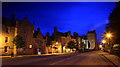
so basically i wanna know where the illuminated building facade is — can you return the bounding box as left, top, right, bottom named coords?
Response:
left=87, top=30, right=97, bottom=50
left=46, top=27, right=76, bottom=53
left=16, top=17, right=35, bottom=54
left=33, top=28, right=46, bottom=54
left=1, top=16, right=17, bottom=55
left=1, top=15, right=47, bottom=55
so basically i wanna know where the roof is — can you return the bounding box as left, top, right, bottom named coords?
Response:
left=87, top=30, right=96, bottom=33
left=2, top=17, right=16, bottom=27
left=33, top=30, right=45, bottom=39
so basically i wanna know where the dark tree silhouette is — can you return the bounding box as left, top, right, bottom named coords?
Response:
left=106, top=2, right=120, bottom=44
left=12, top=35, right=26, bottom=48
left=67, top=41, right=76, bottom=49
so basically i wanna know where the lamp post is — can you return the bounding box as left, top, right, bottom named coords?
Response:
left=102, top=39, right=106, bottom=51
left=106, top=33, right=111, bottom=38
left=106, top=33, right=112, bottom=53
left=106, top=33, right=112, bottom=47
left=102, top=40, right=106, bottom=44
left=99, top=45, right=103, bottom=50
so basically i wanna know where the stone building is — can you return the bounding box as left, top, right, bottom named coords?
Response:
left=1, top=16, right=17, bottom=55
left=33, top=28, right=46, bottom=54
left=87, top=30, right=97, bottom=50
left=15, top=17, right=35, bottom=54
left=1, top=15, right=47, bottom=55
left=46, top=27, right=76, bottom=53
left=74, top=34, right=90, bottom=50
left=46, top=32, right=52, bottom=53
left=1, top=15, right=98, bottom=55
left=81, top=36, right=90, bottom=49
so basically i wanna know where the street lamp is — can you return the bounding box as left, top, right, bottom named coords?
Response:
left=105, top=33, right=112, bottom=53
left=106, top=33, right=112, bottom=38
left=99, top=44, right=102, bottom=48
left=102, top=40, right=106, bottom=44
left=29, top=45, right=33, bottom=49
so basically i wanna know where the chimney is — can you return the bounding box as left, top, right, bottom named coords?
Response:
left=46, top=32, right=50, bottom=40
left=54, top=27, right=57, bottom=32
left=46, top=32, right=50, bottom=36
left=12, top=13, right=16, bottom=20
left=68, top=31, right=71, bottom=35
left=37, top=28, right=40, bottom=32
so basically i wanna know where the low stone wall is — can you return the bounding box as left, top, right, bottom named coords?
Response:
left=0, top=48, right=13, bottom=56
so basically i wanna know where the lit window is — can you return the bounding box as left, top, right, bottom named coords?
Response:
left=29, top=45, right=32, bottom=49
left=5, top=37, right=8, bottom=43
left=4, top=46, right=8, bottom=52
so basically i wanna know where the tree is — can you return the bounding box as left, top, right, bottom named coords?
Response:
left=12, top=35, right=26, bottom=48
left=106, top=2, right=120, bottom=44
left=67, top=41, right=76, bottom=49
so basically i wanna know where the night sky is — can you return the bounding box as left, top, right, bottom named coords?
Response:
left=2, top=2, right=116, bottom=43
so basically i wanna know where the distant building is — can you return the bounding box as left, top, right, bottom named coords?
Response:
left=33, top=28, right=46, bottom=54
left=46, top=27, right=76, bottom=53
left=87, top=30, right=97, bottom=50
left=16, top=17, right=35, bottom=54
left=76, top=35, right=90, bottom=50
left=46, top=32, right=52, bottom=53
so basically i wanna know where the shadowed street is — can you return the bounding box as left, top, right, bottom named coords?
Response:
left=2, top=51, right=120, bottom=67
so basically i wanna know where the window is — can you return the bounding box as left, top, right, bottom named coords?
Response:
left=4, top=46, right=8, bottom=52
left=5, top=37, right=8, bottom=43
left=29, top=45, right=32, bottom=49
left=6, top=27, right=9, bottom=33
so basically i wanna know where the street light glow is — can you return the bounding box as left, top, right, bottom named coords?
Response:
left=99, top=45, right=102, bottom=48
left=102, top=40, right=106, bottom=43
left=106, top=33, right=111, bottom=38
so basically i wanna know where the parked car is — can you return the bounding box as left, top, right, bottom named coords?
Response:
left=110, top=44, right=120, bottom=54
left=103, top=46, right=111, bottom=52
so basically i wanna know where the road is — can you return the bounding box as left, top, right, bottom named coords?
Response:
left=2, top=50, right=120, bottom=67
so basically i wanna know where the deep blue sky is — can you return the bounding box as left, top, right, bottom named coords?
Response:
left=2, top=2, right=116, bottom=43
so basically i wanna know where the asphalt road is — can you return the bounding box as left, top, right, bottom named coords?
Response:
left=2, top=50, right=119, bottom=67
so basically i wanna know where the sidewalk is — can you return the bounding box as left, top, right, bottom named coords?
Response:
left=104, top=54, right=120, bottom=66
left=0, top=52, right=73, bottom=59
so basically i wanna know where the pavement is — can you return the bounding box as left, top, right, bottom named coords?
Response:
left=0, top=52, right=73, bottom=59
left=1, top=50, right=120, bottom=67
left=103, top=54, right=120, bottom=66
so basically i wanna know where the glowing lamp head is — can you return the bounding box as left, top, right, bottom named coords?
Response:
left=99, top=45, right=102, bottom=48
left=102, top=40, right=106, bottom=43
left=106, top=33, right=111, bottom=38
